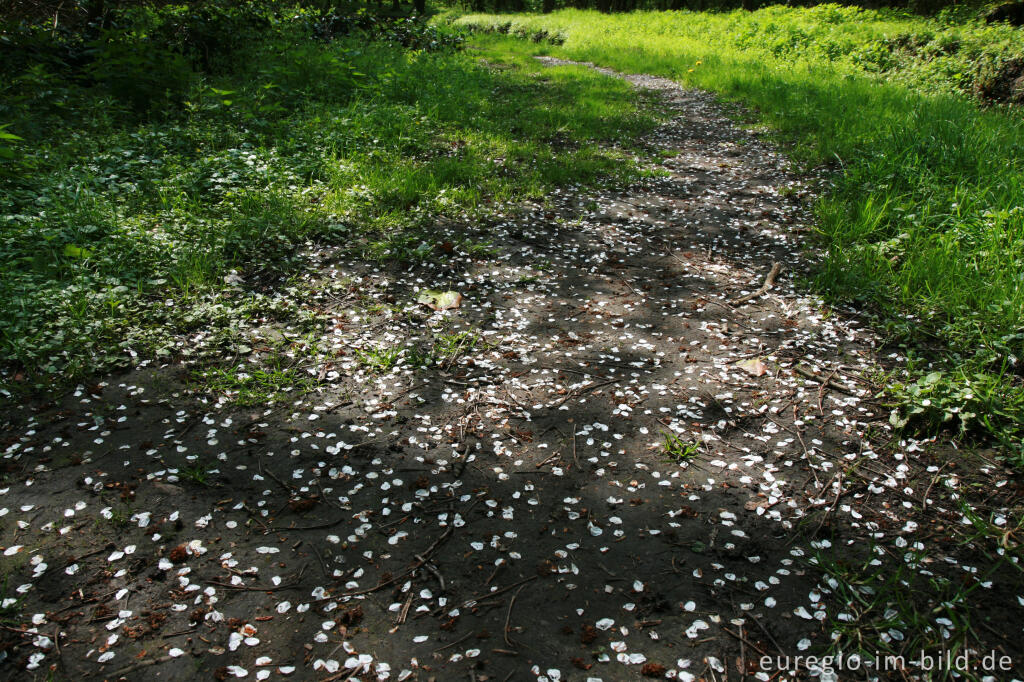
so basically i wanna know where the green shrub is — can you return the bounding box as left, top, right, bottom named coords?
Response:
left=86, top=29, right=195, bottom=113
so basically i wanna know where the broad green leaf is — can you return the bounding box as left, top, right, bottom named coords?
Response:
left=63, top=244, right=93, bottom=259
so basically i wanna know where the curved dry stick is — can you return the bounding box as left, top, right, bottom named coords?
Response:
left=503, top=583, right=528, bottom=649
left=733, top=262, right=781, bottom=305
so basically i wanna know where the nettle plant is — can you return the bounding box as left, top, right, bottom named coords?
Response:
left=890, top=368, right=1024, bottom=455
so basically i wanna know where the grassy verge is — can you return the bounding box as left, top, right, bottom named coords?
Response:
left=451, top=7, right=1024, bottom=459
left=0, top=23, right=659, bottom=396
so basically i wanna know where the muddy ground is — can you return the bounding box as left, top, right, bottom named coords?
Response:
left=0, top=60, right=1022, bottom=682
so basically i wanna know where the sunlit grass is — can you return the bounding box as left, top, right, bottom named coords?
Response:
left=453, top=8, right=1024, bottom=455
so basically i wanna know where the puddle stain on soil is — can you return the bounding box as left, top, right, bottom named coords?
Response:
left=0, top=59, right=1022, bottom=681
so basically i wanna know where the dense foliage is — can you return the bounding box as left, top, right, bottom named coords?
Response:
left=449, top=0, right=1003, bottom=18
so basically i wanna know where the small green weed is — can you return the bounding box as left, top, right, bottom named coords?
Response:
left=355, top=346, right=403, bottom=372
left=197, top=364, right=315, bottom=405
left=663, top=431, right=700, bottom=462
left=434, top=331, right=478, bottom=359
left=181, top=461, right=213, bottom=486
left=102, top=506, right=131, bottom=528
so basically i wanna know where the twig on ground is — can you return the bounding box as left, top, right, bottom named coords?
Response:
left=322, top=526, right=454, bottom=601
left=432, top=631, right=474, bottom=654
left=793, top=364, right=859, bottom=397
left=396, top=594, right=413, bottom=625
left=739, top=623, right=746, bottom=682
left=817, top=366, right=840, bottom=415
left=486, top=560, right=506, bottom=586
left=722, top=625, right=769, bottom=658
left=553, top=379, right=618, bottom=407
left=535, top=451, right=560, bottom=469
left=310, top=542, right=329, bottom=578
left=733, top=262, right=781, bottom=305
left=617, top=274, right=642, bottom=298
left=415, top=553, right=445, bottom=592
left=107, top=655, right=174, bottom=679
left=503, top=583, right=527, bottom=649
left=571, top=428, right=578, bottom=470
left=921, top=462, right=948, bottom=509
left=436, top=575, right=539, bottom=616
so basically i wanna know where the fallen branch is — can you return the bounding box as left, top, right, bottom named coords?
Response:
left=107, top=654, right=174, bottom=679
left=733, top=262, right=781, bottom=305
left=793, top=364, right=859, bottom=397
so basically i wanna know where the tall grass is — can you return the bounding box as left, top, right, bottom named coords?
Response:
left=453, top=7, right=1024, bottom=455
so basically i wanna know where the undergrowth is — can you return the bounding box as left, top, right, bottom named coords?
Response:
left=451, top=7, right=1024, bottom=461
left=0, top=10, right=657, bottom=396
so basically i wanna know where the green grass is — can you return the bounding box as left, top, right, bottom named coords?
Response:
left=197, top=363, right=317, bottom=406
left=360, top=330, right=481, bottom=372
left=451, top=7, right=1024, bottom=458
left=808, top=542, right=984, bottom=679
left=180, top=461, right=214, bottom=486
left=663, top=431, right=700, bottom=462
left=355, top=345, right=405, bottom=373
left=0, top=27, right=658, bottom=396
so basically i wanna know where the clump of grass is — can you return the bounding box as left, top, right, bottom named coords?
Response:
left=663, top=431, right=700, bottom=462
left=434, top=331, right=478, bottom=362
left=181, top=461, right=214, bottom=486
left=806, top=541, right=1009, bottom=678
left=197, top=364, right=315, bottom=405
left=453, top=9, right=1024, bottom=455
left=355, top=346, right=404, bottom=373
left=361, top=331, right=479, bottom=372
left=101, top=506, right=132, bottom=528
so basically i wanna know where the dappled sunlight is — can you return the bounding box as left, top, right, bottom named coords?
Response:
left=1, top=56, right=1019, bottom=681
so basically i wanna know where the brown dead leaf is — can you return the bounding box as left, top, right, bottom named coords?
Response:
left=737, top=357, right=769, bottom=377
left=641, top=662, right=667, bottom=677
left=287, top=496, right=318, bottom=513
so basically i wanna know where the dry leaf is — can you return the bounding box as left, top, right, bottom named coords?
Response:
left=737, top=357, right=768, bottom=377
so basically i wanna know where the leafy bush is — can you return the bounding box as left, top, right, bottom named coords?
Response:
left=1, top=2, right=464, bottom=119
left=86, top=28, right=195, bottom=113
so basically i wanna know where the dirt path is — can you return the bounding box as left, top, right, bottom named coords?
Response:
left=1, top=59, right=1021, bottom=682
